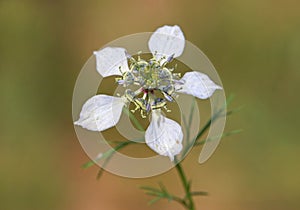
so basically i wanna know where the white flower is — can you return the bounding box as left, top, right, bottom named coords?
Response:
left=74, top=25, right=222, bottom=161
left=74, top=95, right=125, bottom=131
left=145, top=109, right=183, bottom=161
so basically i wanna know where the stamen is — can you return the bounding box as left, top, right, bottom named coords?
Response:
left=162, top=92, right=173, bottom=101
left=131, top=105, right=139, bottom=113
left=116, top=79, right=125, bottom=85
left=167, top=53, right=175, bottom=63
left=146, top=102, right=151, bottom=113
left=119, top=66, right=123, bottom=74
left=142, top=92, right=147, bottom=100
left=140, top=110, right=146, bottom=118
left=120, top=54, right=182, bottom=118
left=164, top=105, right=171, bottom=112
left=125, top=50, right=132, bottom=59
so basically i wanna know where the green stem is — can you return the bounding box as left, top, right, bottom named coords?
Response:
left=174, top=157, right=195, bottom=210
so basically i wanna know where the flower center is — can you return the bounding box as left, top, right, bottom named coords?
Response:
left=132, top=59, right=173, bottom=90
left=117, top=54, right=181, bottom=118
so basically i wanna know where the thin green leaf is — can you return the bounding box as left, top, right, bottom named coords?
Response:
left=193, top=104, right=227, bottom=145
left=140, top=186, right=163, bottom=194
left=82, top=160, right=97, bottom=169
left=194, top=129, right=243, bottom=146
left=159, top=182, right=168, bottom=194
left=148, top=197, right=162, bottom=205
left=188, top=98, right=196, bottom=128
left=225, top=93, right=235, bottom=108
left=96, top=153, right=114, bottom=180
left=191, top=191, right=209, bottom=196
left=81, top=141, right=135, bottom=169
left=141, top=184, right=187, bottom=207
left=226, top=105, right=244, bottom=116
left=145, top=191, right=163, bottom=197
left=181, top=98, right=196, bottom=156
left=122, top=107, right=145, bottom=131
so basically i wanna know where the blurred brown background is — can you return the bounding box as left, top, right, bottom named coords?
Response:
left=1, top=0, right=300, bottom=210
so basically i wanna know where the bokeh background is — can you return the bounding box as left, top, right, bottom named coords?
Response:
left=1, top=0, right=300, bottom=210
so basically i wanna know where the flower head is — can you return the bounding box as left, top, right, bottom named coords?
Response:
left=74, top=25, right=222, bottom=161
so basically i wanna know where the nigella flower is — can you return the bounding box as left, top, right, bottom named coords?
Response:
left=74, top=25, right=222, bottom=161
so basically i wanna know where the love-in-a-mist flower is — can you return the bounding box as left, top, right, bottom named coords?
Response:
left=74, top=25, right=222, bottom=161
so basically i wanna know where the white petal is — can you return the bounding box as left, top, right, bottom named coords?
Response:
left=148, top=25, right=185, bottom=61
left=74, top=95, right=125, bottom=131
left=176, top=71, right=222, bottom=99
left=145, top=110, right=183, bottom=161
left=94, top=47, right=129, bottom=77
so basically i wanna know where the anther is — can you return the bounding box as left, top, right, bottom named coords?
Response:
left=146, top=102, right=151, bottom=113
left=167, top=53, right=175, bottom=63
left=131, top=105, right=139, bottom=113
left=125, top=51, right=132, bottom=59
left=162, top=92, right=173, bottom=102
left=140, top=110, right=146, bottom=118
left=164, top=106, right=171, bottom=112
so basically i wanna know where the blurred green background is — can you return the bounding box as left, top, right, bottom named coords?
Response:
left=1, top=0, right=300, bottom=209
